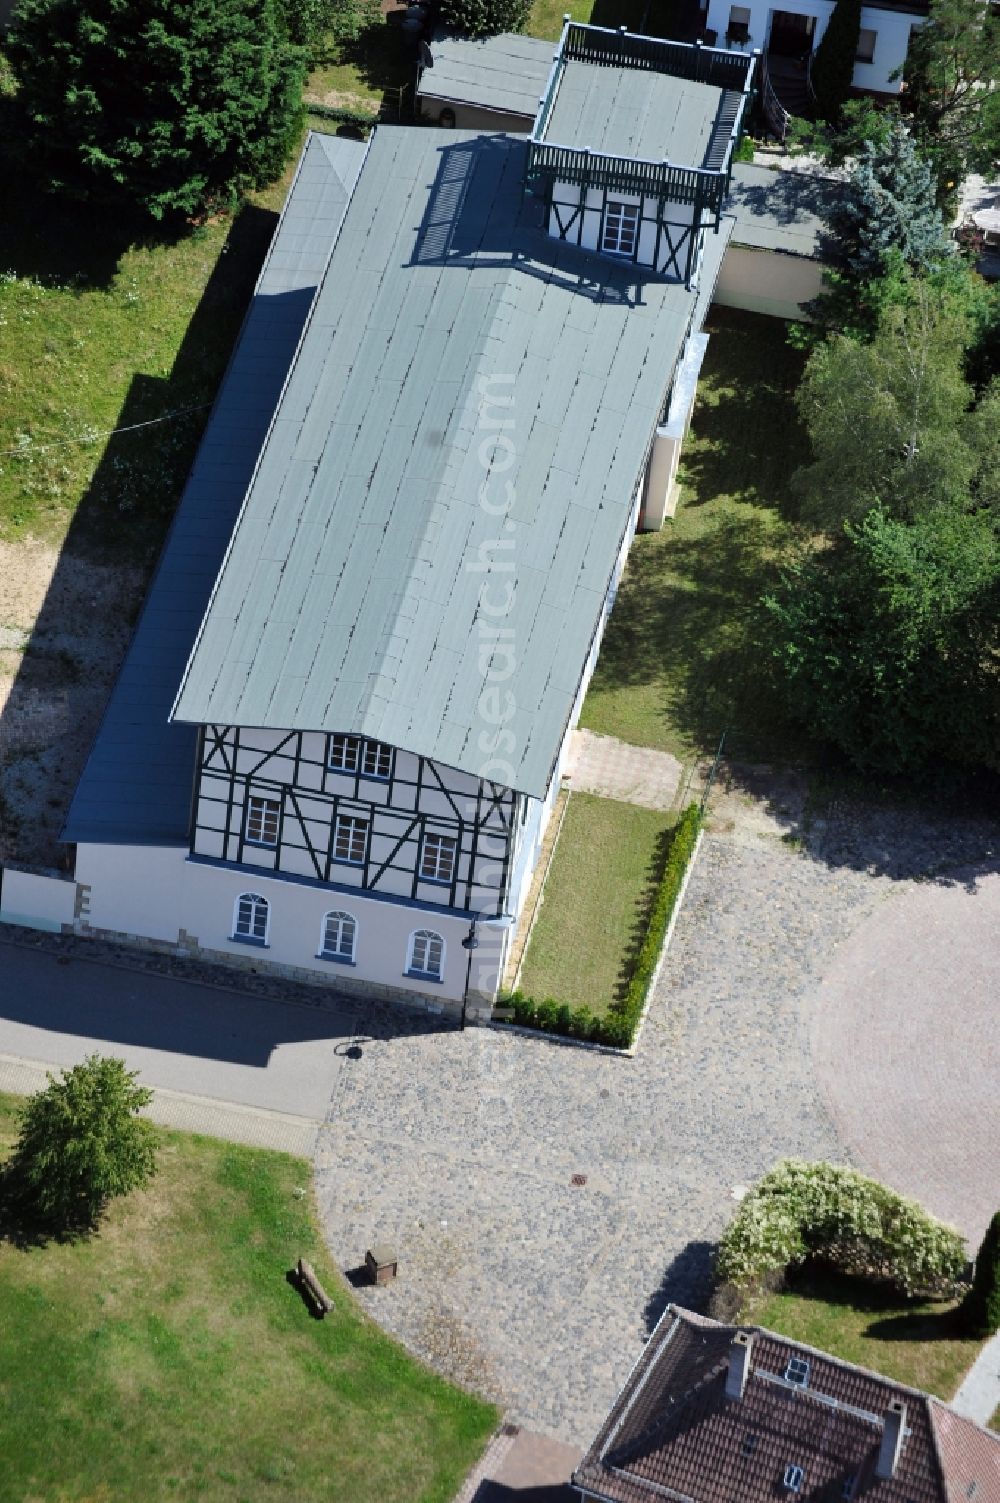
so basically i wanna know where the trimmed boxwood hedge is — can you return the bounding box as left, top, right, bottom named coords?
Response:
left=499, top=802, right=703, bottom=1049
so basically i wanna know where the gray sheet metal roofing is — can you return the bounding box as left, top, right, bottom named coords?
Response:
left=420, top=31, right=552, bottom=117
left=62, top=133, right=368, bottom=846
left=727, top=162, right=839, bottom=258
left=544, top=60, right=723, bottom=167
left=173, top=128, right=729, bottom=800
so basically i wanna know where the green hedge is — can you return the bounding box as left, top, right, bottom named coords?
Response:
left=499, top=802, right=703, bottom=1050
left=716, top=1160, right=967, bottom=1299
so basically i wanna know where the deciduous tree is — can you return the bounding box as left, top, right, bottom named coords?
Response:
left=901, top=0, right=1000, bottom=191
left=438, top=0, right=530, bottom=40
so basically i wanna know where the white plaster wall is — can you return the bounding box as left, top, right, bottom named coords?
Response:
left=74, top=840, right=476, bottom=1003
left=704, top=0, right=922, bottom=91
left=549, top=183, right=696, bottom=270
left=714, top=245, right=824, bottom=318
left=0, top=867, right=77, bottom=933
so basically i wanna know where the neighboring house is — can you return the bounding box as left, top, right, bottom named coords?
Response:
left=419, top=27, right=839, bottom=320
left=58, top=27, right=755, bottom=1018
left=574, top=1305, right=1000, bottom=1503
left=705, top=0, right=929, bottom=96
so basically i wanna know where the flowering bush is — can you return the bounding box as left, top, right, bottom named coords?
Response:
left=717, top=1160, right=966, bottom=1298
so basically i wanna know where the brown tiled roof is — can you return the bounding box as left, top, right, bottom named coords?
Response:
left=573, top=1307, right=1000, bottom=1503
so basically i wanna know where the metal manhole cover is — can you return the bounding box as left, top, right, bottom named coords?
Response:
left=570, top=1173, right=587, bottom=1187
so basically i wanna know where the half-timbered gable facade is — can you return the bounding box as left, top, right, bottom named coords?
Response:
left=191, top=727, right=516, bottom=917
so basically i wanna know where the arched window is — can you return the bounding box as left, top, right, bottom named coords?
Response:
left=233, top=892, right=269, bottom=945
left=319, top=910, right=357, bottom=963
left=406, top=928, right=444, bottom=982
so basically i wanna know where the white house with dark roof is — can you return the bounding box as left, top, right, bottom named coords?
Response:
left=49, top=28, right=757, bottom=1016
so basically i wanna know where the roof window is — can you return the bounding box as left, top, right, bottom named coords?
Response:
left=784, top=1357, right=810, bottom=1387
left=784, top=1464, right=804, bottom=1493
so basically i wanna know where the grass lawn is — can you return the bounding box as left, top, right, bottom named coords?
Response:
left=527, top=0, right=685, bottom=41
left=580, top=307, right=816, bottom=766
left=305, top=20, right=414, bottom=116
left=0, top=1092, right=495, bottom=1503
left=749, top=1269, right=983, bottom=1403
left=0, top=145, right=304, bottom=556
left=991, top=1406, right=999, bottom=1433
left=518, top=792, right=675, bottom=1014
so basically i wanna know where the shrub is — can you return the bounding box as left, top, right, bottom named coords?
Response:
left=9, top=1055, right=157, bottom=1232
left=438, top=0, right=530, bottom=39
left=717, top=1160, right=966, bottom=1298
left=497, top=803, right=703, bottom=1049
left=962, top=1212, right=1000, bottom=1335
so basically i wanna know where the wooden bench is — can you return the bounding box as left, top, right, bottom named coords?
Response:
left=294, top=1257, right=334, bottom=1317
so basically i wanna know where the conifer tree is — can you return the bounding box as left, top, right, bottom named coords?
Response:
left=6, top=0, right=305, bottom=220
left=828, top=121, right=947, bottom=285
left=811, top=0, right=863, bottom=123
left=963, top=1212, right=1000, bottom=1336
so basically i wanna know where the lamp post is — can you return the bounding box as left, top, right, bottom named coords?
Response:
left=460, top=910, right=514, bottom=1030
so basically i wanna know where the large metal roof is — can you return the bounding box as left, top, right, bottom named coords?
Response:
left=173, top=127, right=728, bottom=800
left=419, top=30, right=552, bottom=118
left=63, top=133, right=368, bottom=846
left=545, top=60, right=724, bottom=168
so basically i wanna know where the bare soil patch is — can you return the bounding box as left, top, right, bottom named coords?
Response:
left=0, top=537, right=144, bottom=868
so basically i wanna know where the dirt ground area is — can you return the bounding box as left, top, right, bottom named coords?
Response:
left=0, top=537, right=144, bottom=870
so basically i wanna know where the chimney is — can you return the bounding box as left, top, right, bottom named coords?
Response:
left=876, top=1400, right=907, bottom=1479
left=725, top=1331, right=753, bottom=1401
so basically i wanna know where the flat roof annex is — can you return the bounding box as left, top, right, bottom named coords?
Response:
left=62, top=134, right=368, bottom=845
left=172, top=127, right=730, bottom=800
left=419, top=30, right=553, bottom=118
left=544, top=59, right=724, bottom=168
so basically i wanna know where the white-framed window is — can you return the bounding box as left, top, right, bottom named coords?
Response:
left=329, top=734, right=362, bottom=773
left=601, top=199, right=640, bottom=258
left=233, top=892, right=269, bottom=944
left=246, top=794, right=280, bottom=847
left=855, top=27, right=877, bottom=62
left=328, top=735, right=393, bottom=780
left=319, top=909, right=357, bottom=963
left=332, top=812, right=369, bottom=866
left=420, top=831, right=457, bottom=884
left=361, top=740, right=392, bottom=780
left=407, top=928, right=444, bottom=981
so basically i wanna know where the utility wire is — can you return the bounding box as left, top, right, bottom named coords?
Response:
left=0, top=401, right=211, bottom=457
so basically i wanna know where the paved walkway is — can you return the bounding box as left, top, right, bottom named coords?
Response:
left=952, top=1330, right=1000, bottom=1427
left=811, top=867, right=1000, bottom=1246
left=567, top=729, right=684, bottom=810
left=455, top=1427, right=580, bottom=1502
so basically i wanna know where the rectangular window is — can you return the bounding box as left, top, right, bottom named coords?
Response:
left=246, top=794, right=280, bottom=847
left=329, top=734, right=362, bottom=773
left=856, top=27, right=877, bottom=62
left=333, top=813, right=369, bottom=866
left=328, top=735, right=392, bottom=779
left=420, top=831, right=457, bottom=884
left=727, top=6, right=751, bottom=42
left=361, top=740, right=392, bottom=780
left=601, top=200, right=640, bottom=258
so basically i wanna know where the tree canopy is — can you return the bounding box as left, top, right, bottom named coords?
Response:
left=793, top=276, right=996, bottom=530
left=901, top=0, right=1000, bottom=190
left=6, top=0, right=305, bottom=220
left=437, top=0, right=530, bottom=39
left=827, top=121, right=947, bottom=286
left=9, top=1055, right=157, bottom=1233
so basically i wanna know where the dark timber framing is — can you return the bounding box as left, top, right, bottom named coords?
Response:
left=528, top=21, right=757, bottom=285
left=191, top=726, right=515, bottom=916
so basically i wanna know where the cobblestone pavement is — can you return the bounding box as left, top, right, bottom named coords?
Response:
left=319, top=810, right=945, bottom=1443
left=567, top=729, right=684, bottom=810
left=812, top=866, right=1000, bottom=1246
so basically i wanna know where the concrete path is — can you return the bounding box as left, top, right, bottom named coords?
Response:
left=811, top=868, right=1000, bottom=1246
left=567, top=729, right=683, bottom=809
left=455, top=1427, right=580, bottom=1502
left=952, top=1330, right=1000, bottom=1427
left=0, top=935, right=360, bottom=1153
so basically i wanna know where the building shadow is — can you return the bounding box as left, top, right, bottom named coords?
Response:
left=0, top=200, right=280, bottom=870
left=643, top=1239, right=717, bottom=1332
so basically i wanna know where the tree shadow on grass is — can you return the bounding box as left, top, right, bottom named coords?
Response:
left=0, top=1160, right=96, bottom=1251
left=335, top=15, right=416, bottom=116
left=778, top=1266, right=968, bottom=1342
